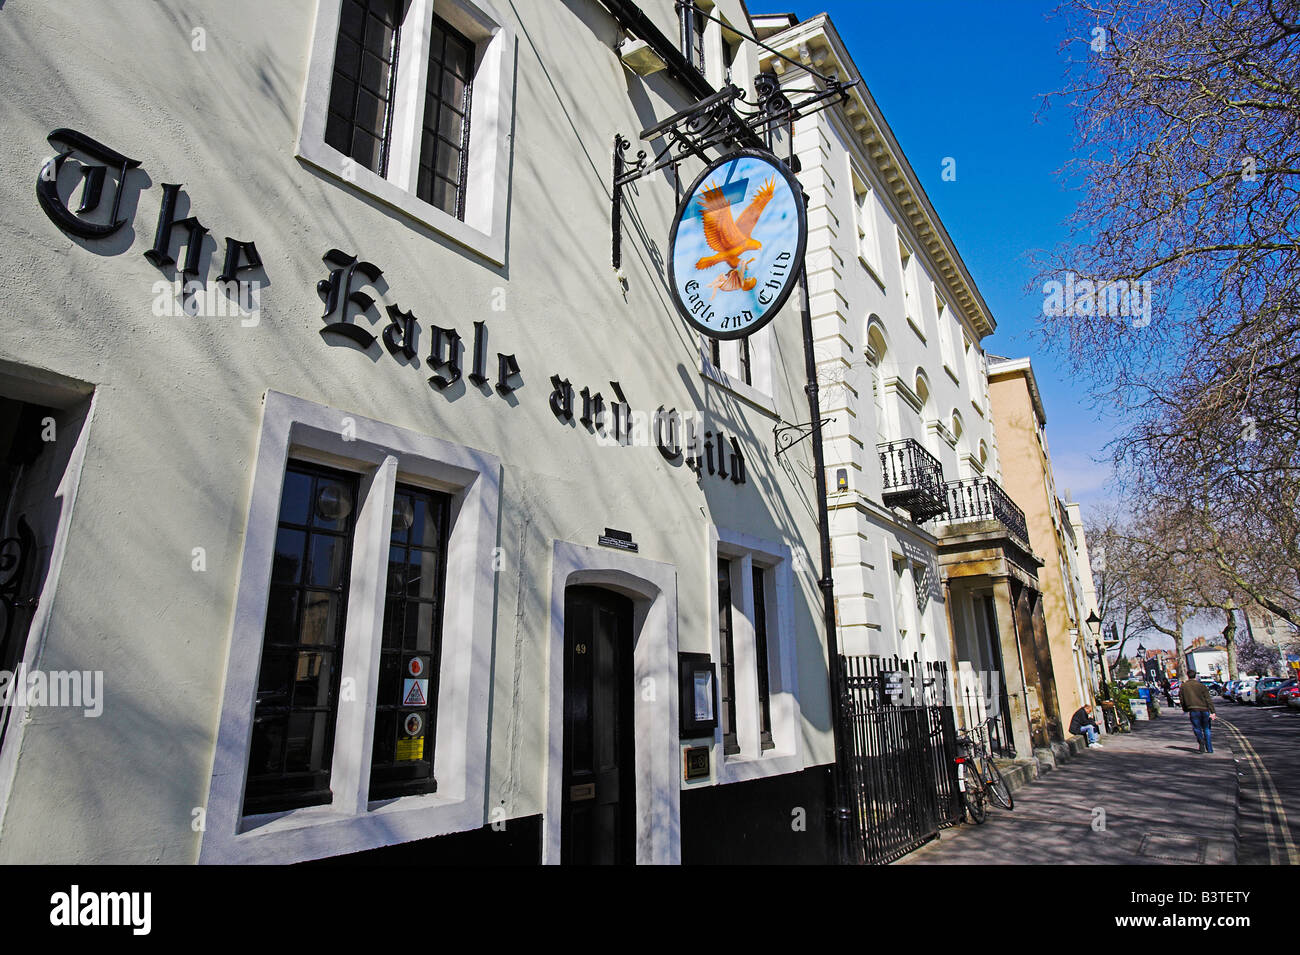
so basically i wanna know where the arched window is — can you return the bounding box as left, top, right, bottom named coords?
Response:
left=866, top=320, right=888, bottom=411
left=914, top=370, right=931, bottom=420
left=951, top=410, right=963, bottom=443
left=978, top=440, right=989, bottom=471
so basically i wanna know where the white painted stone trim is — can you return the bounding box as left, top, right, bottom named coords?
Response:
left=296, top=0, right=516, bottom=264
left=698, top=335, right=778, bottom=418
left=708, top=525, right=803, bottom=784
left=543, top=541, right=679, bottom=865
left=199, top=390, right=500, bottom=864
left=0, top=393, right=97, bottom=836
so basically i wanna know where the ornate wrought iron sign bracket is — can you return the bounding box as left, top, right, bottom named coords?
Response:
left=773, top=417, right=833, bottom=459
left=611, top=68, right=853, bottom=269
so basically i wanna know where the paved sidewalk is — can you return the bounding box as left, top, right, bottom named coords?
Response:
left=898, top=714, right=1239, bottom=864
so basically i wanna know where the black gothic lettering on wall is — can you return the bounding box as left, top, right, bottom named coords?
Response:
left=469, top=322, right=489, bottom=385
left=729, top=436, right=746, bottom=485
left=496, top=354, right=521, bottom=395
left=654, top=406, right=681, bottom=460
left=144, top=183, right=209, bottom=289
left=608, top=381, right=631, bottom=444
left=550, top=377, right=574, bottom=421
left=383, top=304, right=418, bottom=360
left=318, top=249, right=383, bottom=349
left=428, top=326, right=463, bottom=390
left=217, top=238, right=263, bottom=286
left=36, top=129, right=141, bottom=240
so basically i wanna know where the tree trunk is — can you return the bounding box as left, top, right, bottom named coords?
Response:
left=1174, top=609, right=1187, bottom=682
left=1224, top=608, right=1238, bottom=681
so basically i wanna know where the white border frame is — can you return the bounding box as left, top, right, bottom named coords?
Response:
left=296, top=0, right=516, bottom=264
left=543, top=541, right=679, bottom=865
left=707, top=525, right=802, bottom=784
left=199, top=390, right=500, bottom=864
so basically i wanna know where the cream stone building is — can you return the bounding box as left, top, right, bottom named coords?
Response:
left=988, top=355, right=1097, bottom=730
left=751, top=13, right=1065, bottom=757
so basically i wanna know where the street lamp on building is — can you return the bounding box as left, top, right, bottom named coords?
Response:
left=1086, top=610, right=1109, bottom=691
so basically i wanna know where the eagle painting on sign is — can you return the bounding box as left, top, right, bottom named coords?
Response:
left=669, top=150, right=807, bottom=341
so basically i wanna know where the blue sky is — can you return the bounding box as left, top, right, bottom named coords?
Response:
left=787, top=1, right=1117, bottom=515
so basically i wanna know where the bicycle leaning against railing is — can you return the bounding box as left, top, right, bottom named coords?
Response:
left=954, top=718, right=1014, bottom=824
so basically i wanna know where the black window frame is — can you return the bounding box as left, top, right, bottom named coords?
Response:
left=325, top=0, right=404, bottom=178
left=752, top=564, right=774, bottom=751
left=416, top=14, right=476, bottom=220
left=369, top=481, right=453, bottom=801
left=243, top=461, right=360, bottom=816
left=717, top=556, right=739, bottom=755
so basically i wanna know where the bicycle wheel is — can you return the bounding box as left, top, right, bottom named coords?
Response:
left=959, top=761, right=987, bottom=824
left=978, top=754, right=1013, bottom=811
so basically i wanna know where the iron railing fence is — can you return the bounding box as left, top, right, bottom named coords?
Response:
left=838, top=654, right=961, bottom=865
left=877, top=439, right=948, bottom=524
left=942, top=476, right=1030, bottom=549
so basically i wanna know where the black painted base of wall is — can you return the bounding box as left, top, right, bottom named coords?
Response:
left=302, top=765, right=833, bottom=865
left=680, top=764, right=832, bottom=865
left=303, top=815, right=544, bottom=865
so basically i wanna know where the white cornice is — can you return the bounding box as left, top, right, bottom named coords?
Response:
left=760, top=14, right=997, bottom=341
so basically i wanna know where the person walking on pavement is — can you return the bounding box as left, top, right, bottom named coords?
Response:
left=1180, top=675, right=1216, bottom=753
left=1069, top=703, right=1103, bottom=748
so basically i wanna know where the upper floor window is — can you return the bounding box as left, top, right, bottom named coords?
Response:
left=682, top=2, right=708, bottom=74
left=298, top=0, right=517, bottom=264
left=325, top=0, right=403, bottom=178
left=899, top=237, right=924, bottom=337
left=852, top=169, right=881, bottom=279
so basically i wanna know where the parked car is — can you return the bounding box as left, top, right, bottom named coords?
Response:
left=1288, top=688, right=1300, bottom=710
left=1223, top=680, right=1240, bottom=701
left=1238, top=677, right=1260, bottom=704
left=1277, top=684, right=1300, bottom=706
left=1258, top=678, right=1294, bottom=705
left=1201, top=679, right=1223, bottom=697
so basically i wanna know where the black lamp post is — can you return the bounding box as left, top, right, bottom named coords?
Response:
left=1086, top=610, right=1107, bottom=693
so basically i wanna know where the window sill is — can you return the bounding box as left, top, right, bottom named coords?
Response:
left=700, top=356, right=779, bottom=419
left=294, top=0, right=516, bottom=267
left=943, top=362, right=960, bottom=386
left=715, top=746, right=804, bottom=784
left=970, top=398, right=984, bottom=418
left=907, top=315, right=926, bottom=343
left=296, top=141, right=505, bottom=265
left=858, top=253, right=886, bottom=292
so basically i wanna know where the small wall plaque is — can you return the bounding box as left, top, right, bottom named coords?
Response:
left=598, top=527, right=638, bottom=552
left=684, top=746, right=710, bottom=781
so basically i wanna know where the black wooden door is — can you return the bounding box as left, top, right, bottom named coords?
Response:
left=561, top=586, right=636, bottom=865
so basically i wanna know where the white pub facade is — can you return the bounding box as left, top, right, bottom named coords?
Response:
left=0, top=0, right=841, bottom=864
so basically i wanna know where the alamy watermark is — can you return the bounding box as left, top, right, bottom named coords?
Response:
left=1042, top=273, right=1151, bottom=328
left=0, top=666, right=103, bottom=717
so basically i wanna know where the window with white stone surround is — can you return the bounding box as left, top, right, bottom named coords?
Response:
left=200, top=391, right=500, bottom=864
left=708, top=525, right=802, bottom=783
left=296, top=0, right=516, bottom=264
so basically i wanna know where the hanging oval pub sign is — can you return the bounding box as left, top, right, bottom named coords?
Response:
left=668, top=149, right=807, bottom=341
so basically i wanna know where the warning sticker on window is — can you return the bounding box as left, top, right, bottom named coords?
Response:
left=396, top=736, right=424, bottom=761
left=402, top=679, right=428, bottom=706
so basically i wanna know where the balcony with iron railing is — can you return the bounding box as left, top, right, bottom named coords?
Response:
left=942, top=476, right=1030, bottom=550
left=877, top=438, right=948, bottom=524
